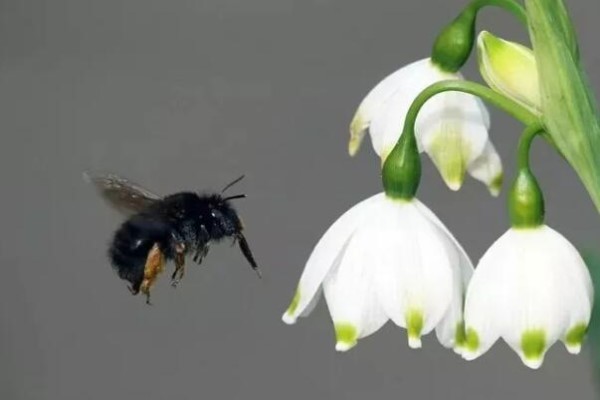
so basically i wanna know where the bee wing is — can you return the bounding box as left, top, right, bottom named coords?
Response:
left=83, top=171, right=161, bottom=215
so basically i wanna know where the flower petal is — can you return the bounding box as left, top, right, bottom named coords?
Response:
left=373, top=199, right=454, bottom=348
left=462, top=233, right=510, bottom=361
left=323, top=228, right=389, bottom=352
left=282, top=194, right=384, bottom=324
left=434, top=246, right=472, bottom=353
left=467, top=141, right=503, bottom=196
left=496, top=228, right=582, bottom=368
left=368, top=60, right=458, bottom=159
left=349, top=59, right=435, bottom=156
left=419, top=92, right=489, bottom=190
left=542, top=227, right=593, bottom=354
left=412, top=200, right=473, bottom=352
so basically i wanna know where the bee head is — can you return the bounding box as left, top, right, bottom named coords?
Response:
left=201, top=194, right=243, bottom=236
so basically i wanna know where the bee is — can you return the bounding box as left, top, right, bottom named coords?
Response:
left=84, top=172, right=261, bottom=304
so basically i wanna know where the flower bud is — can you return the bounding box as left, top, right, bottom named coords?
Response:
left=477, top=31, right=541, bottom=113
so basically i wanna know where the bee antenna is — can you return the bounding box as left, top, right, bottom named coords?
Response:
left=223, top=194, right=246, bottom=201
left=221, top=175, right=245, bottom=194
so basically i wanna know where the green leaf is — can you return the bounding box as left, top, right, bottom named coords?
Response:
left=525, top=0, right=600, bottom=214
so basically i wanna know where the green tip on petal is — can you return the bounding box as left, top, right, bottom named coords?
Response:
left=464, top=327, right=480, bottom=353
left=406, top=309, right=424, bottom=349
left=454, top=321, right=467, bottom=349
left=282, top=288, right=301, bottom=324
left=488, top=173, right=504, bottom=197
left=427, top=128, right=469, bottom=191
left=349, top=111, right=367, bottom=156
left=565, top=323, right=587, bottom=354
left=521, top=329, right=546, bottom=369
left=334, top=323, right=358, bottom=352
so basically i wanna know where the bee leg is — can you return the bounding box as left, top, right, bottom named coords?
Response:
left=140, top=243, right=165, bottom=305
left=171, top=243, right=186, bottom=287
left=171, top=253, right=186, bottom=287
left=127, top=285, right=139, bottom=295
left=237, top=233, right=262, bottom=279
left=193, top=226, right=210, bottom=264
left=193, top=243, right=210, bottom=265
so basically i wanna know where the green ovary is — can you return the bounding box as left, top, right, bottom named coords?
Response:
left=566, top=324, right=587, bottom=347
left=406, top=309, right=424, bottom=340
left=334, top=323, right=358, bottom=347
left=521, top=330, right=546, bottom=360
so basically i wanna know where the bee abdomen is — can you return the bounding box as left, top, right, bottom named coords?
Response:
left=108, top=215, right=171, bottom=293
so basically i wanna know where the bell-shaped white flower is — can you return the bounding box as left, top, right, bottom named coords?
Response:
left=282, top=193, right=473, bottom=352
left=477, top=31, right=541, bottom=114
left=349, top=58, right=502, bottom=195
left=463, top=225, right=593, bottom=369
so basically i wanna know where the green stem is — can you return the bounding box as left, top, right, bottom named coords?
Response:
left=382, top=80, right=539, bottom=200
left=517, top=124, right=545, bottom=170
left=402, top=80, right=539, bottom=143
left=431, top=0, right=526, bottom=72
left=469, top=0, right=528, bottom=27
left=509, top=124, right=546, bottom=228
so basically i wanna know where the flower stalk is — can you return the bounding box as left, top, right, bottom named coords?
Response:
left=402, top=80, right=539, bottom=133
left=382, top=80, right=538, bottom=198
left=431, top=0, right=527, bottom=73
left=509, top=125, right=545, bottom=228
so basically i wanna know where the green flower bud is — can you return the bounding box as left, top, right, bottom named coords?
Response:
left=477, top=31, right=541, bottom=114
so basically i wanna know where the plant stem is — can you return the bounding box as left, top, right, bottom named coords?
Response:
left=469, top=0, right=528, bottom=27
left=402, top=80, right=540, bottom=145
left=509, top=124, right=546, bottom=228
left=517, top=124, right=544, bottom=171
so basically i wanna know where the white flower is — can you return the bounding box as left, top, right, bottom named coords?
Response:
left=463, top=225, right=593, bottom=369
left=282, top=193, right=473, bottom=352
left=349, top=58, right=502, bottom=195
left=477, top=31, right=541, bottom=114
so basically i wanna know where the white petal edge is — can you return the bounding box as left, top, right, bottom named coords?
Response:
left=349, top=58, right=437, bottom=156
left=323, top=225, right=390, bottom=351
left=414, top=200, right=473, bottom=353
left=369, top=60, right=458, bottom=158
left=467, top=140, right=503, bottom=196
left=282, top=193, right=384, bottom=324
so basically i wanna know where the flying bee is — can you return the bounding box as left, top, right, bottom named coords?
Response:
left=84, top=172, right=260, bottom=304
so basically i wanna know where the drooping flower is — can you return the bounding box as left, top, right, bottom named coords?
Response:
left=349, top=58, right=502, bottom=195
left=282, top=193, right=473, bottom=352
left=463, top=135, right=594, bottom=369
left=477, top=31, right=541, bottom=113
left=462, top=225, right=593, bottom=369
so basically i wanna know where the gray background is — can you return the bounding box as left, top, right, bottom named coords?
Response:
left=0, top=0, right=598, bottom=399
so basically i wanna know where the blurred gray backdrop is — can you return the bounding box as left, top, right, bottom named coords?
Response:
left=0, top=0, right=599, bottom=399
